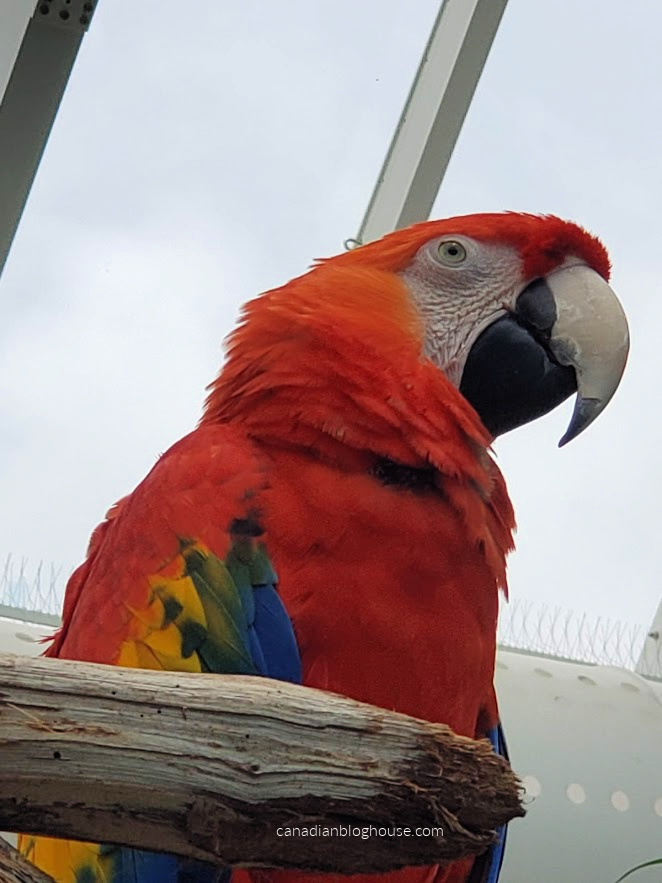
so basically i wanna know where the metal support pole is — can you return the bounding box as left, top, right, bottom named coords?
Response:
left=637, top=600, right=662, bottom=679
left=0, top=0, right=97, bottom=278
left=356, top=0, right=509, bottom=244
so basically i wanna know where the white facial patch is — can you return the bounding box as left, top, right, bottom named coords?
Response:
left=399, top=236, right=525, bottom=386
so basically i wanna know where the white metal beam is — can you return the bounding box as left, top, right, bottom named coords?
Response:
left=636, top=599, right=662, bottom=679
left=0, top=0, right=97, bottom=278
left=356, top=0, right=509, bottom=245
left=0, top=0, right=34, bottom=97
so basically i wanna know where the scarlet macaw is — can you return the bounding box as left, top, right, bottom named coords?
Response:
left=20, top=213, right=629, bottom=883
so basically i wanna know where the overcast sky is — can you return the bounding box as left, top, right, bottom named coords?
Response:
left=1, top=0, right=659, bottom=636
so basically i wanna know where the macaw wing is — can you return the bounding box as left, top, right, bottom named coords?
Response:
left=107, top=530, right=301, bottom=682
left=20, top=426, right=301, bottom=883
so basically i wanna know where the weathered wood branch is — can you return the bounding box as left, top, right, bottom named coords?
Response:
left=0, top=836, right=54, bottom=883
left=0, top=653, right=523, bottom=874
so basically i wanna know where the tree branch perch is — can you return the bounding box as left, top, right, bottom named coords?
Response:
left=0, top=835, right=54, bottom=883
left=0, top=653, right=523, bottom=875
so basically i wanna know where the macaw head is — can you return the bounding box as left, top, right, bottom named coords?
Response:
left=330, top=212, right=629, bottom=446
left=210, top=212, right=628, bottom=452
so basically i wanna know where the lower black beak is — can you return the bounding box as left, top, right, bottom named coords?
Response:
left=459, top=312, right=576, bottom=439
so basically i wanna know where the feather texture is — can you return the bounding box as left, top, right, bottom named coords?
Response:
left=21, top=214, right=607, bottom=883
left=20, top=427, right=301, bottom=881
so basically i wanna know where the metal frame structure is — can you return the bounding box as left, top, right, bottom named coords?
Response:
left=0, top=0, right=97, bottom=276
left=356, top=0, right=509, bottom=244
left=0, top=0, right=508, bottom=274
left=637, top=598, right=662, bottom=677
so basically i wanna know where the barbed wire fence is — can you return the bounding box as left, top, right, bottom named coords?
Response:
left=0, top=554, right=63, bottom=617
left=498, top=597, right=662, bottom=679
left=1, top=553, right=661, bottom=678
left=498, top=598, right=643, bottom=667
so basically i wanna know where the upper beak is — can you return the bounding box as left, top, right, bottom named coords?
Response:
left=459, top=263, right=629, bottom=445
left=542, top=264, right=629, bottom=446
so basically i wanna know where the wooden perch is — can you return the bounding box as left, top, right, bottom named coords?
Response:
left=0, top=836, right=54, bottom=883
left=0, top=653, right=523, bottom=875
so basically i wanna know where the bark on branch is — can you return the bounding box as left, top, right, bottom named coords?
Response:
left=0, top=836, right=54, bottom=883
left=0, top=653, right=523, bottom=875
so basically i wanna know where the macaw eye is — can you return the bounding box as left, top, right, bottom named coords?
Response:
left=437, top=240, right=467, bottom=265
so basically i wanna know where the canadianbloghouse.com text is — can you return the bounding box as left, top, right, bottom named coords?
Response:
left=276, top=825, right=444, bottom=840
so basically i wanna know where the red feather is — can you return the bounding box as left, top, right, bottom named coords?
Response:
left=328, top=212, right=610, bottom=281
left=40, top=214, right=610, bottom=883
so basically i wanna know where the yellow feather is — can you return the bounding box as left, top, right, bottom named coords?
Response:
left=19, top=835, right=113, bottom=882
left=117, top=639, right=160, bottom=670
left=143, top=622, right=202, bottom=672
left=152, top=574, right=207, bottom=629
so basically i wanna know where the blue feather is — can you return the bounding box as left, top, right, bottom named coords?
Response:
left=251, top=585, right=302, bottom=682
left=467, top=723, right=509, bottom=883
left=102, top=848, right=229, bottom=883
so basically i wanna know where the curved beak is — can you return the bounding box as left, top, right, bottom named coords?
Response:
left=460, top=262, right=629, bottom=445
left=544, top=264, right=629, bottom=446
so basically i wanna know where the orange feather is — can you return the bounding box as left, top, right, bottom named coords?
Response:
left=31, top=213, right=612, bottom=883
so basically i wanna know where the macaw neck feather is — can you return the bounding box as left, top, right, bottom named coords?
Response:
left=202, top=262, right=515, bottom=592
left=205, top=263, right=489, bottom=481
